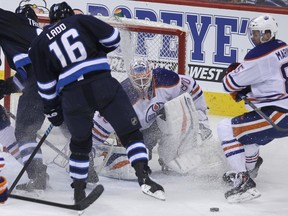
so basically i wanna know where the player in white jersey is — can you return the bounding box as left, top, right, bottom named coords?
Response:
left=92, top=59, right=213, bottom=179
left=218, top=14, right=288, bottom=203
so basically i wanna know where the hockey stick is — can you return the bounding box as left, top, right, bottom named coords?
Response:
left=9, top=184, right=104, bottom=211
left=8, top=124, right=54, bottom=194
left=240, top=94, right=288, bottom=132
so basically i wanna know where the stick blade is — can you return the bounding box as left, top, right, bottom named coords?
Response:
left=75, top=184, right=104, bottom=210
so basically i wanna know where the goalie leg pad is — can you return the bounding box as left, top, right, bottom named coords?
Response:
left=157, top=93, right=200, bottom=173
left=162, top=149, right=202, bottom=174
left=94, top=143, right=137, bottom=180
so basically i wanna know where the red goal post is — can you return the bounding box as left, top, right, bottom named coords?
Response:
left=4, top=15, right=188, bottom=111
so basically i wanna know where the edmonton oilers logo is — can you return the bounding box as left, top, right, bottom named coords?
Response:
left=145, top=102, right=164, bottom=123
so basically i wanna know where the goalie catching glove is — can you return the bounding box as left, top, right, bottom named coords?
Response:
left=226, top=62, right=251, bottom=102
left=134, top=162, right=165, bottom=201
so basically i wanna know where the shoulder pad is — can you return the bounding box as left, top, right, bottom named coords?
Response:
left=153, top=68, right=180, bottom=88
left=245, top=39, right=287, bottom=60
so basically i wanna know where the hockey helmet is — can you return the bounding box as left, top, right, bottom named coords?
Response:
left=49, top=1, right=74, bottom=24
left=128, top=60, right=152, bottom=93
left=248, top=14, right=278, bottom=45
left=15, top=4, right=38, bottom=23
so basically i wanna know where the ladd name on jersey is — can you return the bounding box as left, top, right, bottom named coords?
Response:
left=46, top=23, right=67, bottom=40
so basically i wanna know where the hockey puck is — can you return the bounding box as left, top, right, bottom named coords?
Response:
left=210, top=207, right=219, bottom=212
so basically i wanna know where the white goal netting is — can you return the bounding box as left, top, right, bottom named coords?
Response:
left=96, top=16, right=188, bottom=82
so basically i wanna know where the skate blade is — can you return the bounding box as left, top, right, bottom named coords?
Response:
left=227, top=188, right=261, bottom=203
left=141, top=185, right=166, bottom=201
left=78, top=210, right=85, bottom=215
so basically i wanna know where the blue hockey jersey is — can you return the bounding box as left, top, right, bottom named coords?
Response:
left=29, top=14, right=120, bottom=108
left=0, top=8, right=40, bottom=75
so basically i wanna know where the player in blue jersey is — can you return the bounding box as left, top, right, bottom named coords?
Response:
left=0, top=5, right=49, bottom=191
left=29, top=2, right=165, bottom=202
left=218, top=14, right=288, bottom=203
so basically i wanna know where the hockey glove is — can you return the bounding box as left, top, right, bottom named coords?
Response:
left=226, top=62, right=251, bottom=102
left=230, top=86, right=251, bottom=102
left=45, top=106, right=64, bottom=126
left=226, top=62, right=240, bottom=75
left=0, top=176, right=8, bottom=204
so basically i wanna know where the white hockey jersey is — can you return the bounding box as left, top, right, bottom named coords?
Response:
left=93, top=68, right=207, bottom=142
left=223, top=39, right=288, bottom=110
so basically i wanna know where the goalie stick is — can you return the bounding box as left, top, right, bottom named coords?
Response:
left=240, top=94, right=288, bottom=132
left=9, top=184, right=104, bottom=211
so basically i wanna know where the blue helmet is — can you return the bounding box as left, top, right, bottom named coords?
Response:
left=49, top=1, right=74, bottom=24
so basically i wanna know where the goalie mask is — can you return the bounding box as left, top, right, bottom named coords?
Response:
left=248, top=14, right=278, bottom=46
left=49, top=1, right=74, bottom=24
left=128, top=60, right=152, bottom=98
left=15, top=4, right=38, bottom=23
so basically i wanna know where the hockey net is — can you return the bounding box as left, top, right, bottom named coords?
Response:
left=3, top=15, right=188, bottom=113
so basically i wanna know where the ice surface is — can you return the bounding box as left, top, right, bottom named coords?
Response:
left=1, top=115, right=288, bottom=216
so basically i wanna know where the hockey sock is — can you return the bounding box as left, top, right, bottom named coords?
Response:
left=0, top=126, right=22, bottom=163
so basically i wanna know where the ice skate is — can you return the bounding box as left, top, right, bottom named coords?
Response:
left=222, top=171, right=237, bottom=186
left=134, top=162, right=165, bottom=201
left=225, top=172, right=261, bottom=203
left=71, top=179, right=86, bottom=204
left=16, top=163, right=48, bottom=192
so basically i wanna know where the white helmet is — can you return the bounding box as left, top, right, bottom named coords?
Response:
left=248, top=14, right=278, bottom=44
left=128, top=59, right=152, bottom=94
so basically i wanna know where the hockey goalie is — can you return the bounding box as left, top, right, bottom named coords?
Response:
left=92, top=92, right=224, bottom=180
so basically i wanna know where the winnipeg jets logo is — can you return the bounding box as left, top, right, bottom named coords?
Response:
left=145, top=102, right=164, bottom=123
